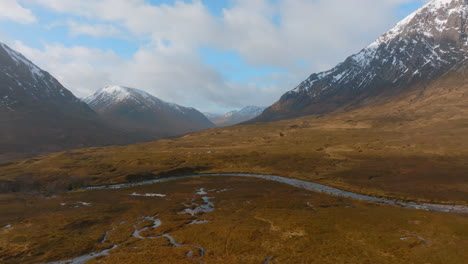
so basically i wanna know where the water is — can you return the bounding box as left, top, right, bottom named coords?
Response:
left=82, top=173, right=468, bottom=214
left=39, top=245, right=118, bottom=264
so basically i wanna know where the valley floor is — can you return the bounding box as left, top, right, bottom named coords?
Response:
left=0, top=72, right=466, bottom=263
left=1, top=177, right=467, bottom=264
left=1, top=107, right=467, bottom=204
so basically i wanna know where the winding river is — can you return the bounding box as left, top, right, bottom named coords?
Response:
left=82, top=173, right=468, bottom=214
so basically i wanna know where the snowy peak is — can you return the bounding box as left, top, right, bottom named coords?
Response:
left=93, top=85, right=135, bottom=100
left=0, top=42, right=44, bottom=80
left=255, top=0, right=468, bottom=122
left=84, top=85, right=192, bottom=114
left=291, top=0, right=467, bottom=95
left=207, top=106, right=266, bottom=126
left=236, top=106, right=266, bottom=118
left=354, top=0, right=467, bottom=68
left=374, top=0, right=467, bottom=45
left=84, top=85, right=152, bottom=105
left=0, top=42, right=83, bottom=112
left=293, top=0, right=467, bottom=94
left=91, top=85, right=155, bottom=101
left=221, top=106, right=266, bottom=119
left=378, top=0, right=466, bottom=41
left=84, top=85, right=214, bottom=138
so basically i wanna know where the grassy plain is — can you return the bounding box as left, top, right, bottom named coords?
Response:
left=1, top=72, right=467, bottom=204
left=1, top=99, right=467, bottom=204
left=1, top=177, right=467, bottom=264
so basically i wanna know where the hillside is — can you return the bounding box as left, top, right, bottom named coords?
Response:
left=0, top=42, right=128, bottom=162
left=84, top=86, right=215, bottom=141
left=253, top=0, right=468, bottom=122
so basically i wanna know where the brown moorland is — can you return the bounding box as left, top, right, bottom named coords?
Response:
left=0, top=69, right=466, bottom=205
left=1, top=177, right=467, bottom=264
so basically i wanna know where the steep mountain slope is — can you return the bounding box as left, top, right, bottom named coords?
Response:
left=84, top=86, right=215, bottom=140
left=254, top=0, right=468, bottom=122
left=207, top=106, right=266, bottom=126
left=0, top=42, right=127, bottom=162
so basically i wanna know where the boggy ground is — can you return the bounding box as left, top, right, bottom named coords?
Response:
left=1, top=177, right=467, bottom=264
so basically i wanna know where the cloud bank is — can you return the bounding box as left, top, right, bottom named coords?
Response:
left=4, top=0, right=429, bottom=112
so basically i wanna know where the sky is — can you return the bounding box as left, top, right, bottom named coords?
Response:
left=0, top=0, right=430, bottom=113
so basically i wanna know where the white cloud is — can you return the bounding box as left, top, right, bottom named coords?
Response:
left=29, top=0, right=417, bottom=68
left=14, top=0, right=428, bottom=112
left=67, top=20, right=123, bottom=38
left=12, top=39, right=285, bottom=111
left=12, top=41, right=122, bottom=97
left=0, top=0, right=36, bottom=24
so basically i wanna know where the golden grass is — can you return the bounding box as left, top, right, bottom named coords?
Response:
left=1, top=103, right=467, bottom=204
left=0, top=71, right=466, bottom=205
left=1, top=177, right=467, bottom=264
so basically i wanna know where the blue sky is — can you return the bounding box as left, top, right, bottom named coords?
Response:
left=0, top=0, right=429, bottom=113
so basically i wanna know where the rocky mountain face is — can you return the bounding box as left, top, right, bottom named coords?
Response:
left=0, top=42, right=128, bottom=161
left=206, top=106, right=266, bottom=126
left=84, top=86, right=215, bottom=140
left=254, top=0, right=468, bottom=122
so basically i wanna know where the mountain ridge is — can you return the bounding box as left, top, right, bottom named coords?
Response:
left=0, top=42, right=133, bottom=162
left=205, top=105, right=266, bottom=126
left=252, top=0, right=467, bottom=122
left=84, top=85, right=215, bottom=141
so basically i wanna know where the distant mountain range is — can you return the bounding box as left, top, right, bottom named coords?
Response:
left=205, top=106, right=266, bottom=126
left=0, top=42, right=214, bottom=161
left=1, top=0, right=466, bottom=161
left=253, top=0, right=468, bottom=122
left=0, top=42, right=131, bottom=161
left=84, top=86, right=214, bottom=141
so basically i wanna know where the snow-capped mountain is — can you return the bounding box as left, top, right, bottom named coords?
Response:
left=203, top=112, right=223, bottom=121
left=255, top=0, right=468, bottom=122
left=0, top=42, right=85, bottom=111
left=206, top=106, right=266, bottom=126
left=0, top=42, right=128, bottom=161
left=84, top=86, right=215, bottom=140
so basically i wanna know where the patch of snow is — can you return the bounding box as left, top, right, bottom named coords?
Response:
left=216, top=189, right=232, bottom=193
left=60, top=202, right=91, bottom=207
left=332, top=70, right=347, bottom=82
left=83, top=85, right=193, bottom=115
left=0, top=42, right=45, bottom=80
left=130, top=192, right=166, bottom=197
